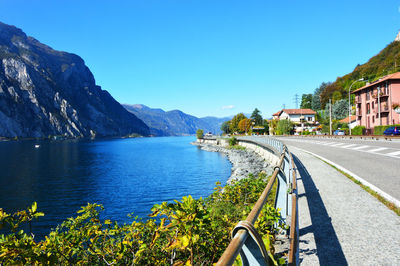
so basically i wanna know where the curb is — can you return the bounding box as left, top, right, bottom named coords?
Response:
left=293, top=147, right=400, bottom=208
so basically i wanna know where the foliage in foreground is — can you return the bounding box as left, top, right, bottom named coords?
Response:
left=0, top=173, right=284, bottom=265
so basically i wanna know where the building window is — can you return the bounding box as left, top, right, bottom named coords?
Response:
left=372, top=116, right=375, bottom=123
left=367, top=103, right=370, bottom=114
left=366, top=89, right=370, bottom=100
left=307, top=117, right=312, bottom=121
left=372, top=102, right=374, bottom=110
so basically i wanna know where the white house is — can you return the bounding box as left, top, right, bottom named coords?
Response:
left=273, top=108, right=317, bottom=132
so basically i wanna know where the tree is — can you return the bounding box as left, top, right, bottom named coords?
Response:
left=196, top=129, right=204, bottom=139
left=229, top=113, right=247, bottom=133
left=300, top=94, right=312, bottom=109
left=312, top=82, right=330, bottom=110
left=332, top=91, right=342, bottom=104
left=276, top=120, right=293, bottom=135
left=250, top=108, right=263, bottom=126
left=220, top=121, right=230, bottom=134
left=324, top=99, right=348, bottom=120
left=238, top=118, right=252, bottom=133
left=332, top=99, right=349, bottom=120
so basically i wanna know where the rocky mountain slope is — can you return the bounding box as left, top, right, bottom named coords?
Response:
left=0, top=22, right=149, bottom=138
left=320, top=40, right=400, bottom=106
left=123, top=104, right=229, bottom=136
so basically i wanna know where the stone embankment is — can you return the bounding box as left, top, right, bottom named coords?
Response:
left=192, top=141, right=273, bottom=182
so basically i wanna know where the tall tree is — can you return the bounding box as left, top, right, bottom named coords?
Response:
left=300, top=94, right=312, bottom=109
left=238, top=118, right=252, bottom=133
left=220, top=121, right=230, bottom=134
left=229, top=113, right=247, bottom=133
left=250, top=108, right=263, bottom=126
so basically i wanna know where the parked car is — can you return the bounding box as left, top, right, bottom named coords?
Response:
left=383, top=126, right=400, bottom=136
left=333, top=130, right=345, bottom=136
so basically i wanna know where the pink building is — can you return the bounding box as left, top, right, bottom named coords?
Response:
left=353, top=72, right=400, bottom=132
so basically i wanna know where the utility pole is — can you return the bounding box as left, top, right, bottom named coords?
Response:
left=329, top=99, right=332, bottom=135
left=294, top=94, right=299, bottom=109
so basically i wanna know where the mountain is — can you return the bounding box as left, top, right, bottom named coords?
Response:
left=0, top=22, right=149, bottom=138
left=123, top=104, right=230, bottom=136
left=320, top=39, right=400, bottom=107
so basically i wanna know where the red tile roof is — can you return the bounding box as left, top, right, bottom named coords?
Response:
left=282, top=109, right=316, bottom=115
left=339, top=115, right=356, bottom=123
left=352, top=72, right=400, bottom=93
left=272, top=110, right=282, bottom=116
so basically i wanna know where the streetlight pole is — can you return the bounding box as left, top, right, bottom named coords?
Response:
left=348, top=78, right=366, bottom=135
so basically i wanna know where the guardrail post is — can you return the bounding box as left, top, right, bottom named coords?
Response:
left=274, top=166, right=288, bottom=222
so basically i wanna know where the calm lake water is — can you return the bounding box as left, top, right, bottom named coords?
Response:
left=0, top=136, right=231, bottom=239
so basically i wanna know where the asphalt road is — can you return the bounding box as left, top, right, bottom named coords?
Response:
left=274, top=136, right=400, bottom=202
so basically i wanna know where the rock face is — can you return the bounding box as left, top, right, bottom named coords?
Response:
left=0, top=22, right=149, bottom=138
left=123, top=104, right=229, bottom=136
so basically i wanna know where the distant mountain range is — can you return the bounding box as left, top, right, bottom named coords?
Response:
left=123, top=104, right=230, bottom=136
left=0, top=21, right=149, bottom=138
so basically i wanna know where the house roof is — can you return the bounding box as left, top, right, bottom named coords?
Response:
left=272, top=110, right=282, bottom=116
left=339, top=115, right=357, bottom=123
left=352, top=72, right=400, bottom=93
left=281, top=109, right=316, bottom=115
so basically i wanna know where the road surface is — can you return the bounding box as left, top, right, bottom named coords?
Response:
left=275, top=136, right=400, bottom=203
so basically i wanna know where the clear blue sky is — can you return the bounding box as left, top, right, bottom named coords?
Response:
left=2, top=0, right=400, bottom=118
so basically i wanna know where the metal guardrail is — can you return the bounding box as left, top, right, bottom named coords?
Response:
left=216, top=136, right=299, bottom=265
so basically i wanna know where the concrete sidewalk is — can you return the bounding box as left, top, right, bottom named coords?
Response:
left=289, top=146, right=400, bottom=265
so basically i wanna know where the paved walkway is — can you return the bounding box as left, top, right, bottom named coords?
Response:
left=289, top=146, right=400, bottom=265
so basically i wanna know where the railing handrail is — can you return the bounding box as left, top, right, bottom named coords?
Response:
left=215, top=136, right=298, bottom=265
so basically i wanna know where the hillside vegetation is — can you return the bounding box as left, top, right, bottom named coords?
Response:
left=320, top=41, right=400, bottom=107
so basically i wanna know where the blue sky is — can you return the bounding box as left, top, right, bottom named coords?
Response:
left=2, top=1, right=400, bottom=118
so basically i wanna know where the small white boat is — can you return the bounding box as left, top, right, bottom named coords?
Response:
left=34, top=144, right=40, bottom=148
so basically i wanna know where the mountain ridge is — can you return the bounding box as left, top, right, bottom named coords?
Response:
left=0, top=21, right=149, bottom=138
left=123, top=104, right=230, bottom=136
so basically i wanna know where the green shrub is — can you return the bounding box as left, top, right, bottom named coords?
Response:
left=228, top=136, right=238, bottom=146
left=352, top=126, right=366, bottom=135
left=0, top=173, right=284, bottom=265
left=276, top=120, right=293, bottom=135
left=196, top=129, right=204, bottom=139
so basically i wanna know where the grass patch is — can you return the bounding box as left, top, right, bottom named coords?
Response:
left=227, top=145, right=246, bottom=150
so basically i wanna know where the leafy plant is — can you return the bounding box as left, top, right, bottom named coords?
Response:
left=228, top=136, right=238, bottom=146
left=196, top=129, right=204, bottom=139
left=392, top=103, right=400, bottom=109
left=0, top=173, right=285, bottom=265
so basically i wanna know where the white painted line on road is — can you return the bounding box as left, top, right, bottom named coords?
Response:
left=322, top=142, right=338, bottom=146
left=385, top=151, right=400, bottom=156
left=329, top=143, right=346, bottom=147
left=352, top=145, right=370, bottom=150
left=341, top=144, right=357, bottom=148
left=367, top=147, right=388, bottom=153
left=293, top=147, right=400, bottom=208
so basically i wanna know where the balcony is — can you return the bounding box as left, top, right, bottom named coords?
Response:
left=372, top=91, right=389, bottom=99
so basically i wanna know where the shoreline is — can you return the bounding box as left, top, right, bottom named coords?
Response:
left=192, top=141, right=273, bottom=183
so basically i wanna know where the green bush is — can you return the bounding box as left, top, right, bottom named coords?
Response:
left=374, top=124, right=400, bottom=135
left=276, top=120, right=293, bottom=135
left=352, top=126, right=366, bottom=135
left=228, top=136, right=238, bottom=146
left=196, top=129, right=204, bottom=139
left=0, top=173, right=284, bottom=265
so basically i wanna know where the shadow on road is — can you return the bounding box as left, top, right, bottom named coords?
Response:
left=292, top=154, right=347, bottom=265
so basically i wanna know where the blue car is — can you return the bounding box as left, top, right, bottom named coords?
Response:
left=383, top=126, right=400, bottom=136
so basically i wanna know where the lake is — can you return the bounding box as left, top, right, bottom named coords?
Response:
left=0, top=136, right=231, bottom=239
